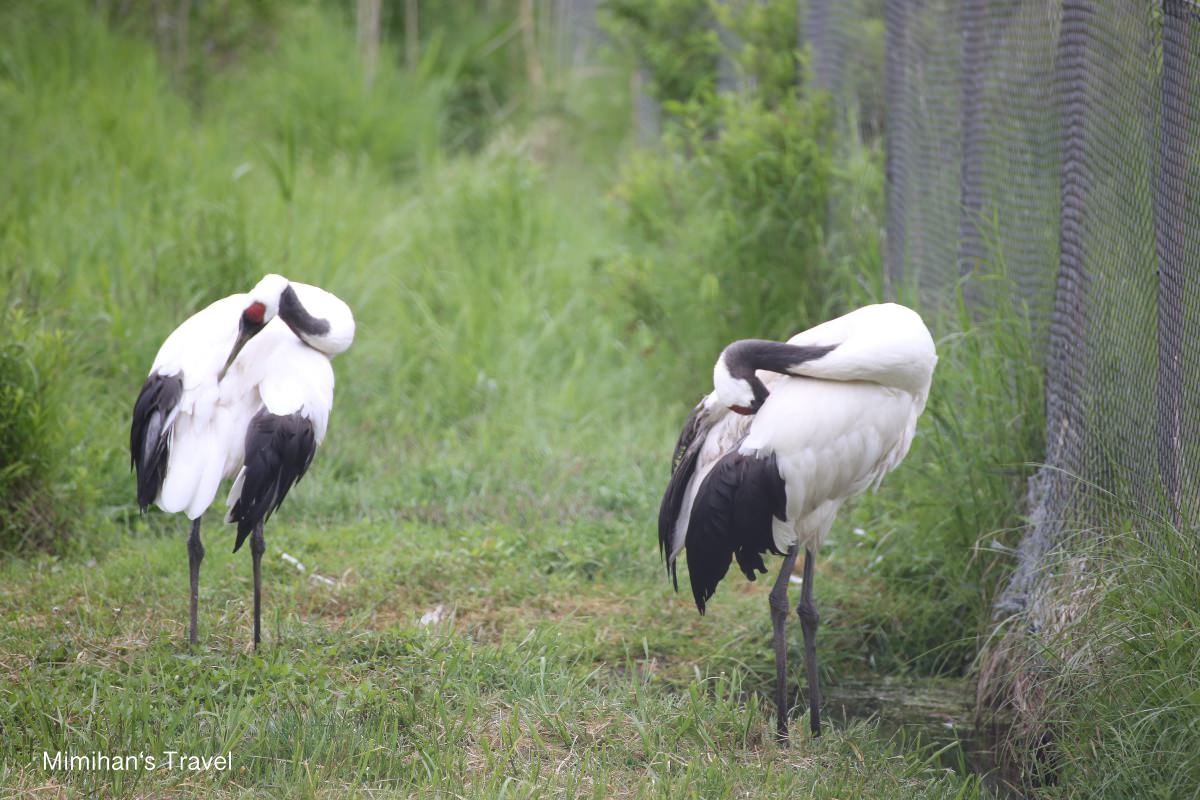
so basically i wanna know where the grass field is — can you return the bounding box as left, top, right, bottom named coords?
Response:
left=0, top=2, right=1047, bottom=797
left=1, top=517, right=996, bottom=797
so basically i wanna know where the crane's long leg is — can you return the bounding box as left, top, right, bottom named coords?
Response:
left=187, top=518, right=204, bottom=647
left=769, top=545, right=800, bottom=741
left=797, top=547, right=821, bottom=737
left=250, top=522, right=265, bottom=650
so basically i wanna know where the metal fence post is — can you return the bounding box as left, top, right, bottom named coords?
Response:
left=1155, top=0, right=1200, bottom=524
left=884, top=0, right=909, bottom=290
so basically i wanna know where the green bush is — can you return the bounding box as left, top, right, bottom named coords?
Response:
left=391, top=4, right=536, bottom=153
left=606, top=0, right=805, bottom=119
left=608, top=89, right=833, bottom=393
left=0, top=311, right=77, bottom=552
left=92, top=0, right=545, bottom=159
left=712, top=0, right=802, bottom=107
left=604, top=0, right=719, bottom=107
left=602, top=0, right=836, bottom=394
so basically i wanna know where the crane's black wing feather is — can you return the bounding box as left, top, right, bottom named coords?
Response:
left=658, top=399, right=715, bottom=590
left=229, top=410, right=317, bottom=552
left=669, top=399, right=710, bottom=473
left=684, top=449, right=787, bottom=614
left=130, top=372, right=184, bottom=512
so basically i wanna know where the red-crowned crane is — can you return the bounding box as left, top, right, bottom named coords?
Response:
left=658, top=303, right=937, bottom=740
left=130, top=275, right=355, bottom=649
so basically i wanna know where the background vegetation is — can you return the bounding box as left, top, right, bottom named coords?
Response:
left=1, top=1, right=1174, bottom=797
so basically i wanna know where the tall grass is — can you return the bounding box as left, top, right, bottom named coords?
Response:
left=1049, top=522, right=1200, bottom=798
left=214, top=4, right=447, bottom=178
left=0, top=0, right=662, bottom=553
left=980, top=511, right=1200, bottom=798
left=0, top=311, right=78, bottom=551
left=0, top=0, right=1048, bottom=681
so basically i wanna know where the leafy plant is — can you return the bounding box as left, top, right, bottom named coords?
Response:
left=604, top=0, right=720, bottom=107
left=0, top=310, right=75, bottom=552
left=609, top=89, right=834, bottom=395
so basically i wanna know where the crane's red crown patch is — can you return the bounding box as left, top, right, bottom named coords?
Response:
left=243, top=301, right=266, bottom=324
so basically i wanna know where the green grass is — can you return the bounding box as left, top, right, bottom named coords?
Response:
left=0, top=517, right=988, bottom=798
left=0, top=2, right=1053, bottom=797
left=0, top=0, right=662, bottom=543
left=983, top=515, right=1200, bottom=799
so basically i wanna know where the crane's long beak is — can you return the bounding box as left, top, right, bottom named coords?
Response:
left=219, top=323, right=260, bottom=382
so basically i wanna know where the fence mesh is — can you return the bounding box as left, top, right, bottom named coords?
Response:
left=807, top=0, right=1200, bottom=615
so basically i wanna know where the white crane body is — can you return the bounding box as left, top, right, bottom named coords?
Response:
left=130, top=275, right=353, bottom=647
left=658, top=302, right=936, bottom=739
left=142, top=293, right=260, bottom=520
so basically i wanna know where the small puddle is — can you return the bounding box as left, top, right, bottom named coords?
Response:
left=824, top=678, right=1025, bottom=798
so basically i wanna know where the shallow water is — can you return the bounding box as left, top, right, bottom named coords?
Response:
left=824, top=678, right=1025, bottom=798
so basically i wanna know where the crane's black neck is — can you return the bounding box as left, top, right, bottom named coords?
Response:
left=720, top=339, right=837, bottom=413
left=279, top=285, right=331, bottom=341
left=722, top=339, right=837, bottom=381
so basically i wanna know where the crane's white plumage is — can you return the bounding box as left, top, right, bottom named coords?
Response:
left=220, top=281, right=355, bottom=516
left=146, top=274, right=290, bottom=518
left=130, top=274, right=354, bottom=648
left=746, top=377, right=921, bottom=552
left=772, top=302, right=936, bottom=395
left=141, top=279, right=354, bottom=518
left=666, top=302, right=936, bottom=567
left=658, top=302, right=936, bottom=739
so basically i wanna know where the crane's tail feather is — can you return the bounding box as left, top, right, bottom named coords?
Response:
left=130, top=372, right=183, bottom=512
left=227, top=410, right=316, bottom=552
left=658, top=400, right=715, bottom=591
left=224, top=470, right=247, bottom=524
left=684, top=449, right=787, bottom=614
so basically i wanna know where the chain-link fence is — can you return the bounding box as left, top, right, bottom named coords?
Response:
left=808, top=0, right=1200, bottom=616
left=604, top=0, right=1198, bottom=619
